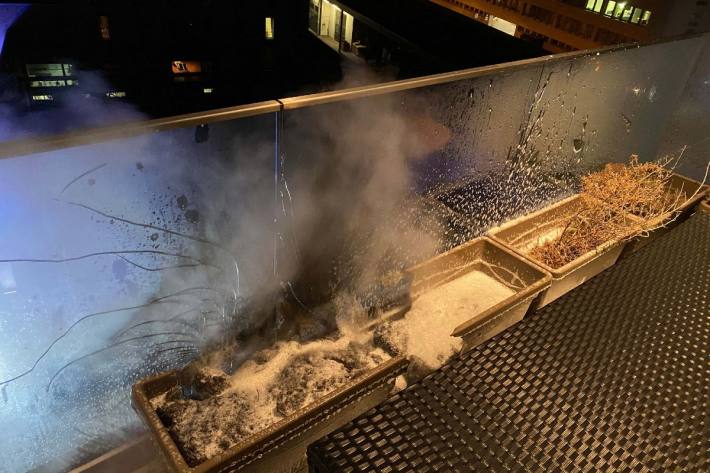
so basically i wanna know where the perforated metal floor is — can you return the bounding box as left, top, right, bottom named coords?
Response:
left=308, top=213, right=710, bottom=472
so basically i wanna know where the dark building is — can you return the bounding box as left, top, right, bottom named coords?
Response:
left=0, top=0, right=543, bottom=137
left=0, top=1, right=342, bottom=118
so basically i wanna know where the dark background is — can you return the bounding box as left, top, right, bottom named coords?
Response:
left=0, top=0, right=543, bottom=136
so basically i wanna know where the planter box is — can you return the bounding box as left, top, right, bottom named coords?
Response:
left=133, top=356, right=407, bottom=473
left=488, top=195, right=637, bottom=309
left=699, top=196, right=710, bottom=214
left=406, top=236, right=551, bottom=353
left=621, top=173, right=709, bottom=256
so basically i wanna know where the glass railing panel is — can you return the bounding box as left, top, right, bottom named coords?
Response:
left=657, top=35, right=710, bottom=181
left=0, top=112, right=278, bottom=472
left=533, top=35, right=708, bottom=177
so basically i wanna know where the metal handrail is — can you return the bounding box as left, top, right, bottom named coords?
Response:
left=0, top=32, right=706, bottom=160
left=0, top=100, right=281, bottom=160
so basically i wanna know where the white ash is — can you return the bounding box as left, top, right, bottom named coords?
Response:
left=378, top=270, right=516, bottom=374
left=152, top=323, right=389, bottom=466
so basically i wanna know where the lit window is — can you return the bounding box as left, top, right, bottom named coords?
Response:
left=585, top=0, right=595, bottom=9
left=99, top=15, right=110, bottom=40
left=105, top=91, right=126, bottom=98
left=26, top=64, right=71, bottom=78
left=614, top=2, right=625, bottom=18
left=641, top=10, right=651, bottom=24
left=622, top=5, right=633, bottom=21
left=171, top=61, right=201, bottom=74
left=31, top=94, right=53, bottom=101
left=631, top=8, right=642, bottom=24
left=265, top=17, right=274, bottom=40
left=604, top=1, right=616, bottom=17
left=203, top=87, right=214, bottom=94
left=29, top=80, right=66, bottom=87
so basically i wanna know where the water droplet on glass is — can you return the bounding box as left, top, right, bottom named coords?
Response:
left=621, top=113, right=632, bottom=133
left=648, top=85, right=657, bottom=102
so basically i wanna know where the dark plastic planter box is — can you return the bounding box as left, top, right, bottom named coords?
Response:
left=405, top=236, right=551, bottom=353
left=489, top=195, right=638, bottom=309
left=132, top=356, right=407, bottom=473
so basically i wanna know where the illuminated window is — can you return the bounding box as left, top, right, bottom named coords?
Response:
left=99, top=15, right=110, bottom=40
left=604, top=1, right=616, bottom=16
left=29, top=80, right=66, bottom=87
left=631, top=8, right=642, bottom=24
left=309, top=0, right=320, bottom=33
left=171, top=61, right=201, bottom=74
left=265, top=17, right=274, bottom=40
left=203, top=87, right=214, bottom=94
left=641, top=10, right=651, bottom=25
left=585, top=0, right=603, bottom=12
left=622, top=5, right=633, bottom=21
left=613, top=2, right=625, bottom=18
left=105, top=91, right=126, bottom=98
left=31, top=94, right=53, bottom=101
left=26, top=63, right=72, bottom=78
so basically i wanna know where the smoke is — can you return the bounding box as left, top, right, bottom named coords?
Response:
left=0, top=69, right=142, bottom=142
left=0, top=57, right=466, bottom=471
left=0, top=59, right=560, bottom=471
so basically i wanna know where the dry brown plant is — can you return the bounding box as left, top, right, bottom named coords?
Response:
left=529, top=195, right=635, bottom=269
left=530, top=152, right=709, bottom=269
left=583, top=155, right=677, bottom=220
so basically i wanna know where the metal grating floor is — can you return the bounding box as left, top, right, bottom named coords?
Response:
left=308, top=213, right=710, bottom=472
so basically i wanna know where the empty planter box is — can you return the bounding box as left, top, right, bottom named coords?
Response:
left=132, top=356, right=407, bottom=473
left=489, top=195, right=637, bottom=309
left=405, top=236, right=550, bottom=353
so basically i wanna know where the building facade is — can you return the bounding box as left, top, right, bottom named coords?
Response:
left=431, top=0, right=710, bottom=52
left=307, top=0, right=543, bottom=78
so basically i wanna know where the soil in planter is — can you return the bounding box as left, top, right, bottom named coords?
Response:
left=374, top=270, right=516, bottom=373
left=152, top=326, right=390, bottom=466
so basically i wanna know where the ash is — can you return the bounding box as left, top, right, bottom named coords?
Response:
left=375, top=271, right=516, bottom=379
left=152, top=320, right=389, bottom=466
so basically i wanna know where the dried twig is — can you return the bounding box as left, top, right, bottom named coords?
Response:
left=529, top=154, right=708, bottom=269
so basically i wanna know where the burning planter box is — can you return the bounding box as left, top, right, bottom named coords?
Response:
left=489, top=195, right=639, bottom=309
left=404, top=236, right=550, bottom=354
left=133, top=353, right=407, bottom=473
